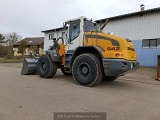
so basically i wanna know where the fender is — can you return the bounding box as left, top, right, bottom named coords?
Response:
left=45, top=50, right=61, bottom=62
left=70, top=46, right=104, bottom=67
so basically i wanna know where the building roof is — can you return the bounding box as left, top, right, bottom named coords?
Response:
left=13, top=37, right=44, bottom=46
left=95, top=7, right=160, bottom=23
left=41, top=27, right=65, bottom=33
left=42, top=7, right=160, bottom=33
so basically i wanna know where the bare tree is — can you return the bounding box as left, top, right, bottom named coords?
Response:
left=0, top=33, right=5, bottom=43
left=5, top=32, right=22, bottom=46
left=18, top=40, right=27, bottom=56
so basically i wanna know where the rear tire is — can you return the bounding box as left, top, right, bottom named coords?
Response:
left=37, top=54, right=57, bottom=78
left=72, top=53, right=103, bottom=87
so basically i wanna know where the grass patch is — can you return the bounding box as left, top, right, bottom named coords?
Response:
left=0, top=58, right=24, bottom=63
left=0, top=55, right=39, bottom=63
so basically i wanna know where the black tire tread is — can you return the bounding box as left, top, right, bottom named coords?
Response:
left=37, top=54, right=57, bottom=78
left=45, top=54, right=57, bottom=78
left=72, top=53, right=103, bottom=87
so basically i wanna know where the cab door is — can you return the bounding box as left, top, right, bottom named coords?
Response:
left=65, top=19, right=81, bottom=51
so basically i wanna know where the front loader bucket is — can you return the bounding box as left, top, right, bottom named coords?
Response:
left=21, top=57, right=38, bottom=75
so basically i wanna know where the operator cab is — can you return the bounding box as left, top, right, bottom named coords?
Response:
left=83, top=19, right=97, bottom=32
left=63, top=16, right=97, bottom=50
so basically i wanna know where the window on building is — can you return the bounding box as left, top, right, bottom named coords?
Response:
left=150, top=39, right=156, bottom=47
left=142, top=38, right=160, bottom=48
left=142, top=39, right=149, bottom=48
left=35, top=50, right=39, bottom=54
left=49, top=34, right=54, bottom=40
left=157, top=39, right=160, bottom=47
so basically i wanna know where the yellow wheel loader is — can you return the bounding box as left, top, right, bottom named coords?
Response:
left=21, top=16, right=139, bottom=86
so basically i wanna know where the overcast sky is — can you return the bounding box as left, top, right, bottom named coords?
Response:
left=0, top=0, right=159, bottom=38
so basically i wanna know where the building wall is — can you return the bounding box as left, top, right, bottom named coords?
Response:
left=102, top=12, right=160, bottom=40
left=13, top=48, right=20, bottom=56
left=39, top=48, right=44, bottom=56
left=44, top=30, right=66, bottom=51
left=13, top=47, right=44, bottom=56
left=132, top=40, right=159, bottom=66
left=13, top=47, right=32, bottom=56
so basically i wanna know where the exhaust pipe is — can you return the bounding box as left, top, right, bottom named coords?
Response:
left=21, top=57, right=38, bottom=75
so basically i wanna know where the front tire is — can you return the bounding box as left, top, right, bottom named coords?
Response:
left=72, top=53, right=103, bottom=87
left=37, top=54, right=57, bottom=78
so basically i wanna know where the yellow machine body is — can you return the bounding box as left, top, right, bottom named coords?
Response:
left=83, top=32, right=136, bottom=61
left=57, top=31, right=137, bottom=66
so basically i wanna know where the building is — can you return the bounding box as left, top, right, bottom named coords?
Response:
left=42, top=6, right=160, bottom=66
left=95, top=6, right=160, bottom=67
left=42, top=27, right=66, bottom=51
left=13, top=37, right=44, bottom=56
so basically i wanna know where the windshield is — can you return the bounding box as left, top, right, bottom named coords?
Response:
left=83, top=20, right=97, bottom=32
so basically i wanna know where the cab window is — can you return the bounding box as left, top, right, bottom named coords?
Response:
left=69, top=19, right=80, bottom=42
left=83, top=20, right=96, bottom=32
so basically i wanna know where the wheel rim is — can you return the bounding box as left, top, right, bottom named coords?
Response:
left=78, top=62, right=90, bottom=77
left=40, top=60, right=47, bottom=70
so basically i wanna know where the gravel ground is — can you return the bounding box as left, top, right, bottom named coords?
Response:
left=0, top=63, right=159, bottom=120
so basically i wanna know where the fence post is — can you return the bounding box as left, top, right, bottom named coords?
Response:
left=156, top=55, right=160, bottom=80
